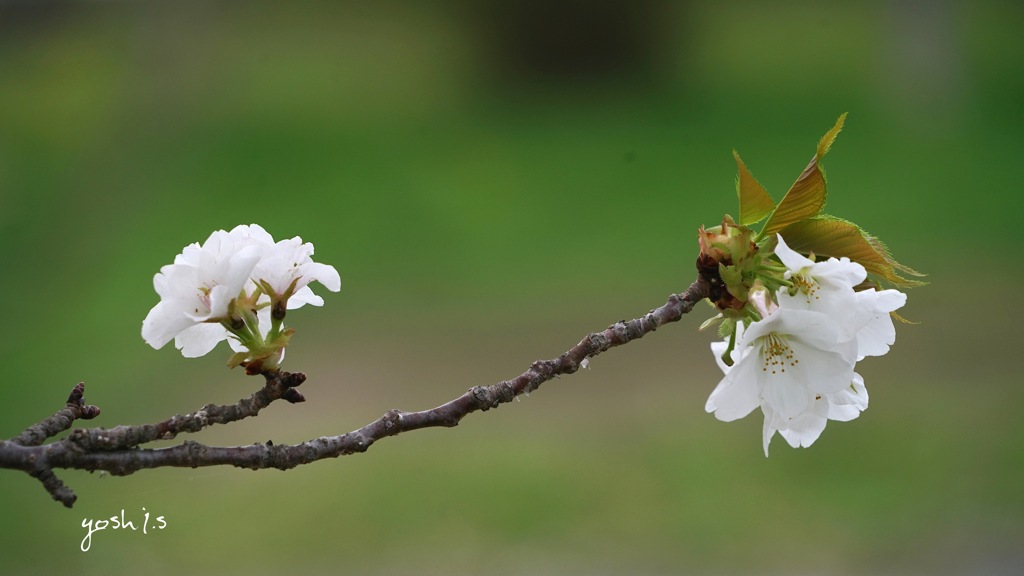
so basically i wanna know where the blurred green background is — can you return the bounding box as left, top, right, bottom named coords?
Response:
left=1, top=1, right=1022, bottom=574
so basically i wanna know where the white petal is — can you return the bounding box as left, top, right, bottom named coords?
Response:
left=777, top=284, right=862, bottom=341
left=225, top=245, right=263, bottom=294
left=856, top=317, right=895, bottom=358
left=787, top=336, right=858, bottom=395
left=199, top=284, right=235, bottom=321
left=762, top=403, right=783, bottom=457
left=175, top=323, right=229, bottom=358
left=228, top=335, right=247, bottom=353
left=173, top=242, right=203, bottom=266
left=869, top=288, right=907, bottom=313
left=853, top=289, right=906, bottom=358
left=710, top=339, right=732, bottom=375
left=705, top=350, right=761, bottom=421
left=810, top=257, right=867, bottom=290
left=308, top=262, right=341, bottom=292
left=143, top=265, right=208, bottom=347
left=777, top=397, right=829, bottom=448
left=142, top=301, right=196, bottom=349
left=229, top=223, right=275, bottom=246
left=827, top=373, right=868, bottom=421
left=153, top=263, right=199, bottom=299
left=760, top=367, right=813, bottom=419
left=286, top=286, right=325, bottom=308
left=774, top=234, right=815, bottom=272
left=250, top=238, right=339, bottom=299
left=743, top=307, right=840, bottom=351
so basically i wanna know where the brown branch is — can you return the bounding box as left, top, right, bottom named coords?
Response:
left=8, top=382, right=102, bottom=507
left=1, top=370, right=306, bottom=506
left=0, top=276, right=709, bottom=507
left=66, top=370, right=306, bottom=452
left=12, top=383, right=100, bottom=447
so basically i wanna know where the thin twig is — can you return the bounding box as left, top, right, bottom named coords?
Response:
left=8, top=383, right=101, bottom=506
left=67, top=370, right=306, bottom=451
left=12, top=383, right=100, bottom=447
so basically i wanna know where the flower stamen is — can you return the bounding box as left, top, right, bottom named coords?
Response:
left=760, top=333, right=799, bottom=375
left=791, top=273, right=821, bottom=304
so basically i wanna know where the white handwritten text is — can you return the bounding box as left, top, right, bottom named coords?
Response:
left=80, top=508, right=167, bottom=552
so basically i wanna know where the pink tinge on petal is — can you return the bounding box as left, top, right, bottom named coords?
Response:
left=198, top=284, right=234, bottom=321
left=748, top=288, right=777, bottom=318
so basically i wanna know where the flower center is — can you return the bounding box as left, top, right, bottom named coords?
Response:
left=760, top=333, right=799, bottom=375
left=791, top=272, right=821, bottom=304
left=193, top=285, right=214, bottom=315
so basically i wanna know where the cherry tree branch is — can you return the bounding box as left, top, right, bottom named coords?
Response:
left=0, top=276, right=710, bottom=508
left=67, top=370, right=307, bottom=452
left=12, top=383, right=101, bottom=447
left=6, top=383, right=102, bottom=507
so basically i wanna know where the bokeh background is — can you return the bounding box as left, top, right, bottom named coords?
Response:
left=2, top=1, right=1022, bottom=574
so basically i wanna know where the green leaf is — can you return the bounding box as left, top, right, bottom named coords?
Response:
left=778, top=215, right=926, bottom=288
left=734, top=150, right=775, bottom=225
left=760, top=113, right=846, bottom=237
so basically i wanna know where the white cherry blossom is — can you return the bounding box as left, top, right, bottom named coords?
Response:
left=774, top=234, right=867, bottom=341
left=763, top=373, right=868, bottom=454
left=852, top=288, right=906, bottom=359
left=774, top=233, right=906, bottom=358
left=142, top=228, right=262, bottom=357
left=142, top=224, right=340, bottom=362
left=705, top=303, right=858, bottom=426
left=705, top=234, right=907, bottom=455
left=251, top=235, right=341, bottom=308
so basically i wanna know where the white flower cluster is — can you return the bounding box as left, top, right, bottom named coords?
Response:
left=705, top=235, right=906, bottom=456
left=141, top=224, right=340, bottom=363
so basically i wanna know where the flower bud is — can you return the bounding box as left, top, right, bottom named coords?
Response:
left=697, top=216, right=759, bottom=311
